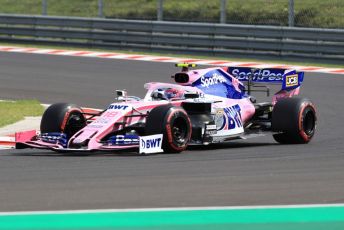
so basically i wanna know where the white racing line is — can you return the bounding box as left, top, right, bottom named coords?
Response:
left=0, top=45, right=343, bottom=75
left=0, top=203, right=344, bottom=216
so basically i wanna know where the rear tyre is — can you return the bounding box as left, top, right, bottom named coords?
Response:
left=145, top=105, right=192, bottom=153
left=272, top=97, right=316, bottom=144
left=40, top=103, right=86, bottom=138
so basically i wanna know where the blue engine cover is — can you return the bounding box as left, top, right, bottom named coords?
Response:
left=192, top=69, right=245, bottom=99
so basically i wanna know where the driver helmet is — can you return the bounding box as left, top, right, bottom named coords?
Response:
left=164, top=88, right=184, bottom=99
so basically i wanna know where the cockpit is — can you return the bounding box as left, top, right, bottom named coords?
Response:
left=151, top=87, right=185, bottom=101
left=144, top=82, right=199, bottom=101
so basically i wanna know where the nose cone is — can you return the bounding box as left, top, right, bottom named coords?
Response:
left=69, top=130, right=97, bottom=148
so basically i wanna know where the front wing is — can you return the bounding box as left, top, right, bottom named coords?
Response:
left=16, top=140, right=139, bottom=153
left=15, top=130, right=164, bottom=154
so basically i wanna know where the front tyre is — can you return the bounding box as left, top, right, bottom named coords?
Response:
left=145, top=105, right=192, bottom=153
left=40, top=103, right=86, bottom=138
left=272, top=97, right=316, bottom=144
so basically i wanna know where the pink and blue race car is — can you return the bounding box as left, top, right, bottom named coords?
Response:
left=16, top=64, right=317, bottom=154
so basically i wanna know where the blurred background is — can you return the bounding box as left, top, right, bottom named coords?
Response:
left=0, top=0, right=342, bottom=28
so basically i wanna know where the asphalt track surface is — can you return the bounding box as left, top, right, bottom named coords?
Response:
left=0, top=52, right=344, bottom=211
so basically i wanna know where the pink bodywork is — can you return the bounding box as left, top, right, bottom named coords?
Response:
left=272, top=87, right=300, bottom=105
left=16, top=66, right=299, bottom=152
left=71, top=100, right=183, bottom=150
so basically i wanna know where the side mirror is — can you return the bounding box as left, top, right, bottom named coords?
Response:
left=116, top=90, right=127, bottom=101
left=116, top=90, right=127, bottom=98
left=116, top=90, right=141, bottom=102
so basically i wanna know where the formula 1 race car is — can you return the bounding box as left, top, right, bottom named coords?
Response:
left=16, top=64, right=317, bottom=154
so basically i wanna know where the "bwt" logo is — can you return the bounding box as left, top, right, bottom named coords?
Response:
left=141, top=138, right=162, bottom=149
left=108, top=104, right=129, bottom=110
left=139, top=134, right=163, bottom=154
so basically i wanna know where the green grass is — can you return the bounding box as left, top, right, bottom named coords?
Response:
left=0, top=100, right=44, bottom=128
left=0, top=0, right=342, bottom=28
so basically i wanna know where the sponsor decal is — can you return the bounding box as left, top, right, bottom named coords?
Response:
left=108, top=135, right=139, bottom=146
left=205, top=130, right=217, bottom=135
left=223, top=104, right=243, bottom=129
left=61, top=111, right=71, bottom=131
left=40, top=133, right=68, bottom=147
left=206, top=124, right=217, bottom=130
left=214, top=108, right=225, bottom=130
left=216, top=108, right=224, bottom=115
left=92, top=117, right=111, bottom=124
left=193, top=69, right=245, bottom=99
left=108, top=104, right=129, bottom=110
left=215, top=114, right=226, bottom=130
left=200, top=72, right=227, bottom=88
left=166, top=124, right=173, bottom=143
left=139, top=134, right=163, bottom=154
left=286, top=74, right=299, bottom=87
left=205, top=124, right=217, bottom=135
left=103, top=111, right=120, bottom=118
left=230, top=68, right=284, bottom=82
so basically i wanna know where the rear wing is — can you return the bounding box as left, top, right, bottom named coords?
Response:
left=226, top=67, right=304, bottom=91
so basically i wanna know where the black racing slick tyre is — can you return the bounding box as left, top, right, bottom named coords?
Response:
left=40, top=103, right=86, bottom=138
left=271, top=97, right=316, bottom=144
left=145, top=105, right=192, bottom=153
